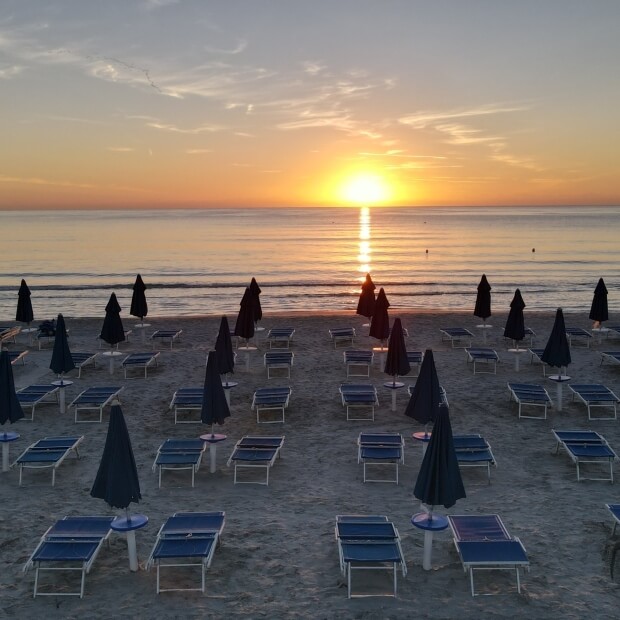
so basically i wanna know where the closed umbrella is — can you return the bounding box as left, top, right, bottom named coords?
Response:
left=541, top=308, right=572, bottom=411
left=130, top=274, right=148, bottom=323
left=49, top=314, right=75, bottom=413
left=504, top=289, right=526, bottom=370
left=90, top=402, right=145, bottom=571
left=356, top=273, right=376, bottom=324
left=234, top=287, right=255, bottom=344
left=474, top=274, right=492, bottom=341
left=215, top=316, right=235, bottom=382
left=16, top=279, right=34, bottom=326
left=100, top=293, right=125, bottom=374
left=589, top=278, right=608, bottom=328
left=412, top=403, right=466, bottom=570
left=404, top=349, right=441, bottom=429
left=383, top=317, right=410, bottom=411
left=0, top=350, right=24, bottom=471
left=369, top=287, right=390, bottom=350
left=249, top=277, right=263, bottom=330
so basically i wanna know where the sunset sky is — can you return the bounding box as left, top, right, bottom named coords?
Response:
left=1, top=0, right=619, bottom=209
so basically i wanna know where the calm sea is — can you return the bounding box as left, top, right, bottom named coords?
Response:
left=0, top=206, right=618, bottom=320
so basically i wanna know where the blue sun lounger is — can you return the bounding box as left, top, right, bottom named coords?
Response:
left=339, top=383, right=379, bottom=421
left=266, top=327, right=296, bottom=348
left=251, top=386, right=292, bottom=423
left=344, top=350, right=374, bottom=377
left=97, top=329, right=132, bottom=349
left=152, top=439, right=206, bottom=488
left=407, top=382, right=449, bottom=407
left=23, top=515, right=114, bottom=598
left=606, top=504, right=620, bottom=536
left=552, top=430, right=617, bottom=482
left=504, top=327, right=536, bottom=347
left=465, top=347, right=500, bottom=374
left=453, top=434, right=496, bottom=483
left=122, top=351, right=160, bottom=378
left=13, top=436, right=84, bottom=486
left=601, top=351, right=620, bottom=367
left=357, top=433, right=405, bottom=484
left=507, top=382, right=553, bottom=419
left=70, top=352, right=98, bottom=378
left=169, top=387, right=203, bottom=424
left=227, top=435, right=285, bottom=484
left=151, top=329, right=182, bottom=350
left=16, top=384, right=60, bottom=420
left=329, top=327, right=356, bottom=348
left=70, top=386, right=123, bottom=423
left=440, top=327, right=474, bottom=348
left=264, top=350, right=294, bottom=379
left=146, top=511, right=225, bottom=594
left=565, top=326, right=592, bottom=348
left=406, top=351, right=423, bottom=376
left=8, top=349, right=28, bottom=366
left=568, top=384, right=619, bottom=420
left=528, top=348, right=548, bottom=375
left=334, top=515, right=407, bottom=598
left=447, top=514, right=529, bottom=596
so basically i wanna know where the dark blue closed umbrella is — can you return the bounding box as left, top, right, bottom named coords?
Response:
left=0, top=350, right=24, bottom=428
left=404, top=349, right=441, bottom=426
left=249, top=277, right=263, bottom=327
left=589, top=278, right=608, bottom=325
left=49, top=314, right=75, bottom=380
left=201, top=351, right=231, bottom=435
left=356, top=273, right=376, bottom=320
left=503, top=289, right=526, bottom=346
left=214, top=316, right=235, bottom=379
left=91, top=402, right=141, bottom=510
left=16, top=279, right=34, bottom=325
left=234, top=287, right=255, bottom=342
left=541, top=308, right=571, bottom=370
left=474, top=274, right=492, bottom=321
left=130, top=274, right=148, bottom=322
left=414, top=404, right=466, bottom=511
left=369, top=287, right=390, bottom=344
left=384, top=318, right=410, bottom=384
left=100, top=293, right=125, bottom=348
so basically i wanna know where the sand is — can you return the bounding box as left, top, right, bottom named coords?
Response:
left=1, top=309, right=620, bottom=619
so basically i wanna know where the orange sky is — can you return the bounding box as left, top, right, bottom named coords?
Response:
left=1, top=1, right=619, bottom=209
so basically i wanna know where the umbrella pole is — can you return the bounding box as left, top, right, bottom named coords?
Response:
left=122, top=508, right=140, bottom=572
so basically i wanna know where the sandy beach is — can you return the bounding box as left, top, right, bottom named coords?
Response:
left=2, top=309, right=620, bottom=619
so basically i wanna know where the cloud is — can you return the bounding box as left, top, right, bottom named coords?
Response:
left=0, top=64, right=23, bottom=79
left=146, top=121, right=220, bottom=134
left=0, top=174, right=96, bottom=189
left=186, top=148, right=212, bottom=154
left=204, top=39, right=248, bottom=55
left=107, top=146, right=134, bottom=152
left=398, top=103, right=529, bottom=128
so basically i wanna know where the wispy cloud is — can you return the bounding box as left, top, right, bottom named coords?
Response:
left=146, top=121, right=220, bottom=134
left=107, top=146, right=134, bottom=152
left=204, top=39, right=247, bottom=55
left=0, top=174, right=96, bottom=189
left=186, top=148, right=211, bottom=154
left=398, top=103, right=529, bottom=128
left=0, top=64, right=23, bottom=79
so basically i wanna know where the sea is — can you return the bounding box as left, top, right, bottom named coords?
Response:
left=1, top=205, right=618, bottom=320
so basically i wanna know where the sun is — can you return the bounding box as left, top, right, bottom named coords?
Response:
left=340, top=173, right=390, bottom=205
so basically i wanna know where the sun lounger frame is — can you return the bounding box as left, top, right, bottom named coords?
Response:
left=601, top=351, right=620, bottom=368
left=440, top=327, right=474, bottom=348
left=266, top=327, right=295, bottom=348
left=552, top=429, right=617, bottom=482
left=70, top=352, right=98, bottom=378
left=407, top=383, right=449, bottom=407
left=453, top=434, right=496, bottom=483
left=227, top=435, right=285, bottom=484
left=357, top=433, right=404, bottom=484
left=264, top=350, right=294, bottom=379
left=169, top=387, right=203, bottom=424
left=0, top=325, right=20, bottom=348
left=329, top=327, right=356, bottom=348
left=122, top=351, right=160, bottom=378
left=151, top=329, right=182, bottom=350
left=465, top=347, right=500, bottom=374
left=344, top=350, right=374, bottom=377
left=70, top=386, right=124, bottom=423
left=16, top=384, right=60, bottom=420
left=406, top=351, right=423, bottom=376
left=339, top=383, right=378, bottom=421
left=568, top=383, right=619, bottom=420
left=565, top=326, right=592, bottom=348
left=152, top=439, right=206, bottom=487
left=507, top=382, right=552, bottom=419
left=8, top=349, right=28, bottom=366
left=528, top=348, right=548, bottom=376
left=251, top=387, right=292, bottom=423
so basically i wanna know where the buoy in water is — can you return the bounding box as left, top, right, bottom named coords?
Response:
left=532, top=248, right=535, bottom=253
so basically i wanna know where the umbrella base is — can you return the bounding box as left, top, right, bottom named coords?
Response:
left=411, top=513, right=449, bottom=570
left=1, top=432, right=20, bottom=472
left=111, top=514, right=149, bottom=572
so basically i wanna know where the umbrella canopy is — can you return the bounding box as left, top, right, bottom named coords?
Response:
left=100, top=293, right=126, bottom=347
left=474, top=274, right=492, bottom=320
left=589, top=278, right=608, bottom=324
left=503, top=289, right=526, bottom=343
left=16, top=279, right=34, bottom=325
left=249, top=277, right=263, bottom=325
left=413, top=404, right=466, bottom=510
left=49, top=314, right=75, bottom=377
left=356, top=273, right=376, bottom=319
left=234, top=287, right=255, bottom=341
left=369, top=287, right=390, bottom=342
left=0, top=351, right=24, bottom=426
left=130, top=274, right=148, bottom=321
left=201, top=351, right=231, bottom=431
left=214, top=316, right=235, bottom=376
left=384, top=318, right=410, bottom=380
left=90, top=402, right=141, bottom=509
left=541, top=308, right=572, bottom=369
left=404, top=349, right=441, bottom=425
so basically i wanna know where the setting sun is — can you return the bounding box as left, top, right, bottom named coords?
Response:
left=340, top=174, right=391, bottom=206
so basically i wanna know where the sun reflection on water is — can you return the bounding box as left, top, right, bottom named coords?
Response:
left=358, top=207, right=371, bottom=278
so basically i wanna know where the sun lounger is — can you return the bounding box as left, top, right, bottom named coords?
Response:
left=151, top=329, right=182, bottom=350
left=329, top=327, right=356, bottom=348
left=357, top=433, right=404, bottom=484
left=16, top=384, right=60, bottom=420
left=70, top=386, right=123, bottom=423
left=527, top=348, right=549, bottom=375
left=8, top=350, right=28, bottom=366
left=121, top=351, right=160, bottom=378
left=169, top=387, right=203, bottom=424
left=264, top=350, right=294, bottom=379
left=226, top=435, right=285, bottom=484
left=152, top=438, right=206, bottom=487
left=568, top=384, right=619, bottom=420
left=504, top=327, right=536, bottom=348
left=339, top=383, right=379, bottom=421
left=552, top=430, right=617, bottom=482
left=606, top=504, right=620, bottom=536
left=447, top=514, right=529, bottom=596
left=465, top=347, right=499, bottom=374
left=405, top=351, right=423, bottom=376
left=97, top=329, right=132, bottom=349
left=606, top=326, right=620, bottom=340
left=334, top=515, right=407, bottom=598
left=601, top=351, right=620, bottom=368
left=146, top=511, right=226, bottom=593
left=407, top=382, right=449, bottom=407
left=507, top=382, right=553, bottom=419
left=0, top=325, right=20, bottom=348
left=453, top=434, right=496, bottom=483
left=23, top=515, right=114, bottom=598
left=71, top=352, right=98, bottom=378
left=13, top=436, right=84, bottom=486
left=440, top=327, right=474, bottom=348
left=344, top=350, right=374, bottom=377
left=565, top=326, right=592, bottom=348
left=266, top=327, right=295, bottom=348
left=251, top=386, right=292, bottom=423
